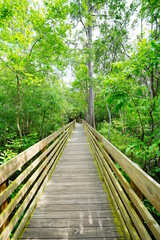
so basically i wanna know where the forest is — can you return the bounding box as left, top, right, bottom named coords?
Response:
left=0, top=0, right=160, bottom=223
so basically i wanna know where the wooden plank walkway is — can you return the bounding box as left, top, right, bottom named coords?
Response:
left=20, top=123, right=124, bottom=239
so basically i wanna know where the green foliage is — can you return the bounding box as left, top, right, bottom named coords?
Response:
left=143, top=199, right=160, bottom=224
left=97, top=121, right=134, bottom=154
left=10, top=211, right=25, bottom=238
left=115, top=163, right=130, bottom=183
left=0, top=149, right=17, bottom=165
left=149, top=167, right=160, bottom=183
left=11, top=184, right=24, bottom=199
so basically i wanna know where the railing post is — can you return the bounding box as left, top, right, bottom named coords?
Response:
left=130, top=163, right=143, bottom=202
left=0, top=180, right=9, bottom=237
left=131, top=181, right=143, bottom=201
left=130, top=180, right=143, bottom=220
left=83, top=121, right=86, bottom=133
left=42, top=142, right=48, bottom=172
left=42, top=146, right=47, bottom=160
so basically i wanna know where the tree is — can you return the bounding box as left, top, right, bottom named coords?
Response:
left=0, top=0, right=70, bottom=147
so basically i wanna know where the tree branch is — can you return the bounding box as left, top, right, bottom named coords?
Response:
left=0, top=66, right=6, bottom=71
left=0, top=57, right=16, bottom=73
left=120, top=43, right=131, bottom=59
left=28, top=35, right=44, bottom=57
left=79, top=19, right=87, bottom=36
left=20, top=35, right=44, bottom=82
left=89, top=2, right=101, bottom=11
left=77, top=0, right=87, bottom=36
left=71, top=60, right=87, bottom=65
left=91, top=14, right=109, bottom=17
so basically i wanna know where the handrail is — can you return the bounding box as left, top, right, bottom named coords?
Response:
left=83, top=120, right=160, bottom=240
left=0, top=120, right=76, bottom=240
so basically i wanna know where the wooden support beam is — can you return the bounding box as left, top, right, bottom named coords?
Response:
left=0, top=181, right=9, bottom=238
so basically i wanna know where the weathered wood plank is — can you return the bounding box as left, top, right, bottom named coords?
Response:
left=48, top=178, right=102, bottom=183
left=21, top=227, right=123, bottom=239
left=52, top=172, right=100, bottom=176
left=46, top=182, right=103, bottom=187
left=64, top=152, right=91, bottom=156
left=34, top=204, right=113, bottom=212
left=56, top=164, right=96, bottom=168
left=54, top=170, right=98, bottom=174
left=61, top=155, right=93, bottom=160
left=21, top=237, right=124, bottom=240
left=26, top=217, right=117, bottom=228
left=55, top=164, right=97, bottom=169
left=37, top=198, right=110, bottom=205
left=42, top=190, right=105, bottom=195
left=52, top=170, right=100, bottom=174
left=63, top=147, right=90, bottom=152
left=39, top=193, right=107, bottom=200
left=43, top=184, right=104, bottom=190
left=31, top=210, right=115, bottom=219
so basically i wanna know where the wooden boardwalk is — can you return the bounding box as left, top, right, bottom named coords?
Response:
left=20, top=123, right=124, bottom=239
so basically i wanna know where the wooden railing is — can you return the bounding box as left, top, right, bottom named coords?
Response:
left=0, top=120, right=75, bottom=240
left=83, top=120, right=160, bottom=240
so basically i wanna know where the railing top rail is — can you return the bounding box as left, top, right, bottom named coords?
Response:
left=0, top=121, right=73, bottom=184
left=83, top=120, right=160, bottom=213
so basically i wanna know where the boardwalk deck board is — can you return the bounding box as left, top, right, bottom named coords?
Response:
left=20, top=123, right=124, bottom=239
left=21, top=227, right=123, bottom=239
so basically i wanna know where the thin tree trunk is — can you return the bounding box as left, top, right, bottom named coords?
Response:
left=141, top=6, right=143, bottom=39
left=39, top=111, right=46, bottom=140
left=155, top=67, right=159, bottom=97
left=140, top=7, right=143, bottom=86
left=105, top=101, right=111, bottom=141
left=148, top=102, right=155, bottom=145
left=120, top=110, right=124, bottom=135
left=150, top=69, right=154, bottom=99
left=129, top=92, right=144, bottom=141
left=149, top=108, right=154, bottom=134
left=16, top=75, right=23, bottom=149
left=61, top=111, right=64, bottom=127
left=124, top=110, right=127, bottom=133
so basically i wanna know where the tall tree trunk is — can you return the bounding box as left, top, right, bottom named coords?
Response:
left=87, top=0, right=95, bottom=128
left=85, top=84, right=89, bottom=122
left=16, top=75, right=23, bottom=149
left=88, top=64, right=95, bottom=128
